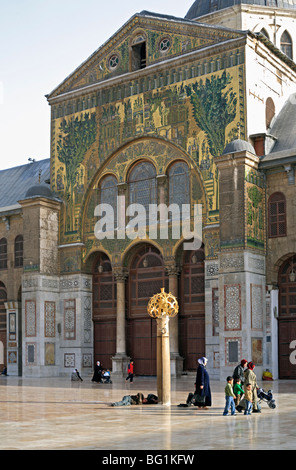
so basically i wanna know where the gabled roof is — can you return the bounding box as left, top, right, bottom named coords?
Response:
left=47, top=10, right=246, bottom=102
left=0, top=159, right=50, bottom=211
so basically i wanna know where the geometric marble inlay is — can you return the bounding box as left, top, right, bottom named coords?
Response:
left=64, top=300, right=76, bottom=340
left=45, top=301, right=56, bottom=337
left=251, top=284, right=263, bottom=330
left=25, top=300, right=36, bottom=337
left=224, top=285, right=241, bottom=330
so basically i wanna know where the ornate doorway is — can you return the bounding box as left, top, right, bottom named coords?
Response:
left=93, top=253, right=117, bottom=370
left=179, top=246, right=205, bottom=371
left=127, top=244, right=168, bottom=375
left=278, top=256, right=296, bottom=379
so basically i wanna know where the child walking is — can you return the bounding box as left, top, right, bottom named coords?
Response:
left=244, top=383, right=253, bottom=415
left=126, top=360, right=134, bottom=383
left=223, top=376, right=236, bottom=416
left=233, top=378, right=244, bottom=407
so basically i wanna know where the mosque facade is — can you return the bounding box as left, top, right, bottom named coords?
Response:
left=1, top=1, right=296, bottom=380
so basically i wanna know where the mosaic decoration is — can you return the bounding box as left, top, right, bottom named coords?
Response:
left=252, top=338, right=263, bottom=365
left=64, top=353, right=75, bottom=368
left=45, top=342, right=55, bottom=366
left=251, top=284, right=263, bottom=330
left=224, top=285, right=241, bottom=331
left=245, top=168, right=266, bottom=252
left=212, top=288, right=219, bottom=336
left=45, top=301, right=56, bottom=338
left=64, top=300, right=76, bottom=340
left=8, top=351, right=17, bottom=364
left=83, top=296, right=92, bottom=344
left=83, top=353, right=92, bottom=368
left=25, top=301, right=36, bottom=337
left=49, top=14, right=246, bottom=270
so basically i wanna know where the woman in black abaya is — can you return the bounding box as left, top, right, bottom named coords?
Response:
left=195, top=357, right=212, bottom=409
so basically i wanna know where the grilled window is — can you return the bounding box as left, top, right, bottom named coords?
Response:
left=268, top=192, right=287, bottom=238
left=0, top=239, right=7, bottom=270
left=15, top=235, right=23, bottom=267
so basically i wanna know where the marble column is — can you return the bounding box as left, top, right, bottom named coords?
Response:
left=112, top=268, right=130, bottom=375
left=165, top=265, right=183, bottom=376
left=157, top=315, right=171, bottom=406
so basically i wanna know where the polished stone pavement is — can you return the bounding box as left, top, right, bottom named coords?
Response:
left=0, top=374, right=295, bottom=451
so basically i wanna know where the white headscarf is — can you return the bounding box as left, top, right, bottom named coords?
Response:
left=198, top=357, right=207, bottom=365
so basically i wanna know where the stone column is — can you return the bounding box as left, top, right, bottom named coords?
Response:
left=165, top=264, right=183, bottom=376
left=156, top=315, right=171, bottom=406
left=112, top=268, right=130, bottom=375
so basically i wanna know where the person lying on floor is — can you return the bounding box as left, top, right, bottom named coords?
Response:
left=111, top=393, right=158, bottom=406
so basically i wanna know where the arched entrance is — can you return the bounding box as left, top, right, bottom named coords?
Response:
left=93, top=253, right=117, bottom=369
left=127, top=244, right=168, bottom=375
left=278, top=255, right=296, bottom=378
left=179, top=245, right=205, bottom=371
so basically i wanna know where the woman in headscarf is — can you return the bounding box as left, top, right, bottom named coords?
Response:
left=92, top=361, right=103, bottom=383
left=244, top=361, right=260, bottom=413
left=195, top=357, right=212, bottom=409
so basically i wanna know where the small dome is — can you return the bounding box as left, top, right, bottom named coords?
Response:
left=25, top=183, right=54, bottom=199
left=222, top=139, right=256, bottom=155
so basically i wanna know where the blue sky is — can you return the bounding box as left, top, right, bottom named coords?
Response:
left=0, top=0, right=193, bottom=171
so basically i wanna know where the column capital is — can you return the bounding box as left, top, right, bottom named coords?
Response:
left=114, top=267, right=129, bottom=282
left=165, top=264, right=181, bottom=278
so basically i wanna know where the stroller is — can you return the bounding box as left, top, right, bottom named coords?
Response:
left=257, top=388, right=276, bottom=409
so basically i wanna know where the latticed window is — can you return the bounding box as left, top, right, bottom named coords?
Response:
left=99, top=175, right=118, bottom=229
left=183, top=247, right=205, bottom=304
left=269, top=192, right=286, bottom=238
left=0, top=239, right=7, bottom=270
left=130, top=245, right=168, bottom=309
left=280, top=31, right=293, bottom=60
left=93, top=254, right=116, bottom=311
left=0, top=282, right=7, bottom=331
left=128, top=162, right=157, bottom=225
left=168, top=161, right=190, bottom=215
left=15, top=235, right=23, bottom=267
left=279, top=257, right=296, bottom=316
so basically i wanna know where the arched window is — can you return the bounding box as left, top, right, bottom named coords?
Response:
left=280, top=31, right=293, bottom=59
left=169, top=161, right=190, bottom=209
left=269, top=192, right=287, bottom=238
left=0, top=239, right=7, bottom=270
left=0, top=282, right=7, bottom=331
left=99, top=175, right=118, bottom=227
left=128, top=162, right=157, bottom=210
left=15, top=235, right=23, bottom=268
left=260, top=28, right=269, bottom=40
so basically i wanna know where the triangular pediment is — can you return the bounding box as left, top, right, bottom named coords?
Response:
left=47, top=11, right=246, bottom=100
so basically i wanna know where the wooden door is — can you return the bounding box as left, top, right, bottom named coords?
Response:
left=127, top=245, right=168, bottom=376
left=179, top=247, right=205, bottom=371
left=278, top=256, right=296, bottom=379
left=93, top=254, right=116, bottom=370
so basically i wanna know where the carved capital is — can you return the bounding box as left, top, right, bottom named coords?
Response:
left=114, top=267, right=129, bottom=282
left=165, top=264, right=181, bottom=278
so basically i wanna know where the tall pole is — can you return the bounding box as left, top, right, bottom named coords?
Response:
left=147, top=288, right=178, bottom=406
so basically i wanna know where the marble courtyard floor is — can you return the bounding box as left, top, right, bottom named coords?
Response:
left=0, top=374, right=295, bottom=451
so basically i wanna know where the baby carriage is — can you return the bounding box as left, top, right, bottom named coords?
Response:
left=257, top=388, right=276, bottom=409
